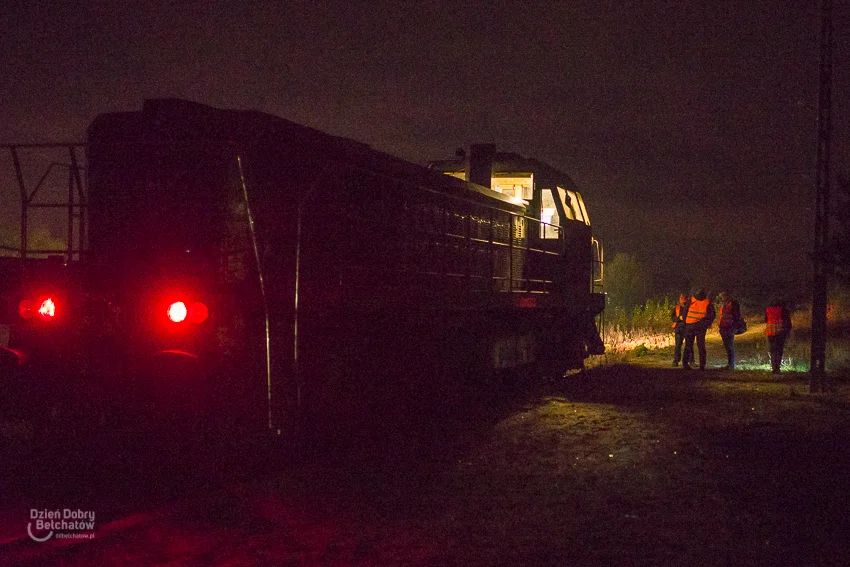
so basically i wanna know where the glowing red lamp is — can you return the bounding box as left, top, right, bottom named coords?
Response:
left=167, top=301, right=188, bottom=323
left=37, top=298, right=56, bottom=319
left=18, top=299, right=33, bottom=319
left=189, top=301, right=209, bottom=324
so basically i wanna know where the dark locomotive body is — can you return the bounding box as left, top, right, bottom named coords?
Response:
left=7, top=99, right=604, bottom=437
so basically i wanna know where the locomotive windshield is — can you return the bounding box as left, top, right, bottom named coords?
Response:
left=540, top=187, right=589, bottom=239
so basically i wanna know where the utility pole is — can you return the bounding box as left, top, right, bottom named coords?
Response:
left=810, top=0, right=833, bottom=393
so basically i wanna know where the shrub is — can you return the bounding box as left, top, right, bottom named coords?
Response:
left=602, top=296, right=677, bottom=354
left=632, top=344, right=649, bottom=357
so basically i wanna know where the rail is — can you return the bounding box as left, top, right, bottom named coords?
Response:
left=0, top=142, right=600, bottom=300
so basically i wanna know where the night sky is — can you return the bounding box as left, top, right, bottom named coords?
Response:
left=2, top=1, right=848, bottom=300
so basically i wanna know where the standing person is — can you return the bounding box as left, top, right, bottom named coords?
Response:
left=717, top=291, right=741, bottom=370
left=682, top=289, right=716, bottom=370
left=671, top=294, right=689, bottom=366
left=765, top=299, right=792, bottom=374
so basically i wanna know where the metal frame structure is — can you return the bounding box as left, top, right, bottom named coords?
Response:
left=1, top=143, right=87, bottom=264
left=810, top=0, right=832, bottom=391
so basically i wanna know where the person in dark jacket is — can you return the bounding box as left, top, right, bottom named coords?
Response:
left=765, top=299, right=792, bottom=374
left=717, top=291, right=742, bottom=370
left=671, top=294, right=690, bottom=366
left=682, top=289, right=716, bottom=370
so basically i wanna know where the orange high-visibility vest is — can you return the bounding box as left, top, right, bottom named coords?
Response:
left=671, top=305, right=683, bottom=328
left=765, top=306, right=784, bottom=336
left=685, top=298, right=710, bottom=324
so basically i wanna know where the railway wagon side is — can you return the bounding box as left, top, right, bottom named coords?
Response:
left=69, top=99, right=605, bottom=436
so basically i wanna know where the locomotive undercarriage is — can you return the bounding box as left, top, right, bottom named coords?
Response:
left=293, top=303, right=598, bottom=444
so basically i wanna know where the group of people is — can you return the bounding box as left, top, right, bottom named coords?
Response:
left=671, top=290, right=792, bottom=373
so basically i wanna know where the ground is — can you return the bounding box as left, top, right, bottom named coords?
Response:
left=2, top=325, right=850, bottom=566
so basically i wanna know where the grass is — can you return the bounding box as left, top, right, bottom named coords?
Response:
left=597, top=294, right=850, bottom=374
left=600, top=299, right=677, bottom=358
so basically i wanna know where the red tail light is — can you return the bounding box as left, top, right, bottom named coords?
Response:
left=167, top=301, right=188, bottom=323
left=164, top=297, right=209, bottom=325
left=18, top=299, right=33, bottom=319
left=38, top=298, right=56, bottom=319
left=18, top=297, right=58, bottom=321
left=188, top=302, right=209, bottom=324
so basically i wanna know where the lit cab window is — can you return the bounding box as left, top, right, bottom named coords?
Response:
left=492, top=175, right=533, bottom=201
left=540, top=188, right=560, bottom=239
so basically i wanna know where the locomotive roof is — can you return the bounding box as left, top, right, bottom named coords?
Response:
left=428, top=153, right=580, bottom=193
left=87, top=99, right=525, bottom=212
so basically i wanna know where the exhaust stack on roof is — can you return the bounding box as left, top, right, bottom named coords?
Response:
left=465, top=144, right=496, bottom=189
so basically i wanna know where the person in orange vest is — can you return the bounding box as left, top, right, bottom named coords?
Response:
left=670, top=294, right=691, bottom=366
left=682, top=289, right=715, bottom=370
left=717, top=290, right=742, bottom=370
left=765, top=299, right=792, bottom=374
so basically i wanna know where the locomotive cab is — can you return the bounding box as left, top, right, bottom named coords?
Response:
left=429, top=147, right=603, bottom=298
left=429, top=147, right=605, bottom=357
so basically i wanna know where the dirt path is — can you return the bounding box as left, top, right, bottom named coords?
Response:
left=626, top=321, right=784, bottom=371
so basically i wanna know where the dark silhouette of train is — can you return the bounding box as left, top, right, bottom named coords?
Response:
left=3, top=99, right=604, bottom=437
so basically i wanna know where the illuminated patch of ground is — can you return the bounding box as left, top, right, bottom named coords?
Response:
left=423, top=366, right=850, bottom=565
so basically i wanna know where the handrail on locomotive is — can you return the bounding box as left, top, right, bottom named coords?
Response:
left=1, top=144, right=603, bottom=301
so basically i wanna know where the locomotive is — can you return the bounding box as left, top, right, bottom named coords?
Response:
left=3, top=99, right=604, bottom=438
